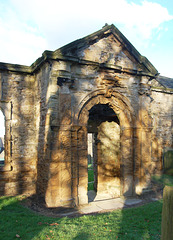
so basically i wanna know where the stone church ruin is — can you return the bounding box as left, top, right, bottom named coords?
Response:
left=0, top=24, right=172, bottom=207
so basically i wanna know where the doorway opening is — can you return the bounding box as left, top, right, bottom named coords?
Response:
left=87, top=133, right=95, bottom=191
left=87, top=104, right=120, bottom=202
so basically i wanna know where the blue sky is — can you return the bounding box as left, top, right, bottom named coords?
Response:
left=0, top=0, right=172, bottom=79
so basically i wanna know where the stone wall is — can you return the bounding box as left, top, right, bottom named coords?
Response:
left=0, top=69, right=37, bottom=196
left=0, top=24, right=172, bottom=208
left=0, top=58, right=172, bottom=207
left=150, top=88, right=173, bottom=173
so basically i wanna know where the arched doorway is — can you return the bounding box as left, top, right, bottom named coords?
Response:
left=76, top=89, right=135, bottom=205
left=87, top=104, right=120, bottom=201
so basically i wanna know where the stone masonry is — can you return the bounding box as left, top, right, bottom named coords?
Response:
left=0, top=24, right=172, bottom=207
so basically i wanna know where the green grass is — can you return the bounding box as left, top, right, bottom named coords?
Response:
left=0, top=195, right=162, bottom=240
left=88, top=164, right=94, bottom=191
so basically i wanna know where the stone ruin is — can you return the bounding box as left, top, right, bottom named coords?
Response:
left=0, top=24, right=172, bottom=207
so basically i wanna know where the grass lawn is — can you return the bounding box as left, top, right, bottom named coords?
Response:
left=2, top=173, right=172, bottom=239
left=88, top=164, right=94, bottom=191
left=0, top=195, right=162, bottom=240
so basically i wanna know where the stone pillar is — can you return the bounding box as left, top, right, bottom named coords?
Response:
left=77, top=126, right=88, bottom=205
left=45, top=126, right=73, bottom=207
left=59, top=129, right=72, bottom=205
left=121, top=127, right=134, bottom=196
left=141, top=128, right=152, bottom=182
left=71, top=126, right=79, bottom=206
left=135, top=91, right=152, bottom=195
left=134, top=126, right=142, bottom=194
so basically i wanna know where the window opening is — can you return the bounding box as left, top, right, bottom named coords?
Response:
left=0, top=110, right=5, bottom=166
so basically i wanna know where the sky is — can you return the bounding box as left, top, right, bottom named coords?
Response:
left=0, top=0, right=173, bottom=136
left=0, top=0, right=173, bottom=78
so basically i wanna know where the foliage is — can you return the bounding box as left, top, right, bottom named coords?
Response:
left=152, top=174, right=173, bottom=187
left=0, top=195, right=162, bottom=240
left=163, top=150, right=173, bottom=175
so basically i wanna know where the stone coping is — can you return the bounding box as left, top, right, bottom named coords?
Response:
left=0, top=58, right=157, bottom=78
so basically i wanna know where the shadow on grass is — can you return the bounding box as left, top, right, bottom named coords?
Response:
left=0, top=196, right=69, bottom=240
left=117, top=199, right=162, bottom=239
left=0, top=195, right=100, bottom=240
left=0, top=195, right=163, bottom=240
left=0, top=196, right=47, bottom=240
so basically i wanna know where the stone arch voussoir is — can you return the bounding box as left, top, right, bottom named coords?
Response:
left=76, top=89, right=135, bottom=128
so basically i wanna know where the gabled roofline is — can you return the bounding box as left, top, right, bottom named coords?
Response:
left=54, top=24, right=158, bottom=75
left=0, top=24, right=158, bottom=76
left=155, top=75, right=173, bottom=90
left=110, top=25, right=158, bottom=74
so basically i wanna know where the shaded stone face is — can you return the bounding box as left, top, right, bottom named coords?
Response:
left=0, top=24, right=172, bottom=207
